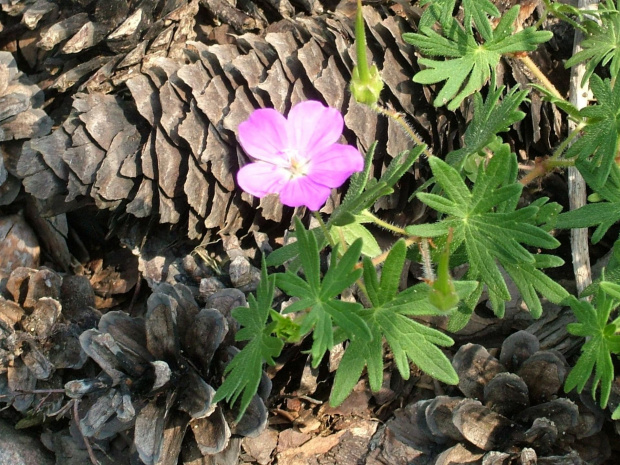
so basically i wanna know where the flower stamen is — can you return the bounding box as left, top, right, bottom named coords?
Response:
left=284, top=149, right=309, bottom=178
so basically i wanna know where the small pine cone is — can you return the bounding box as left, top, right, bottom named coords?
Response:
left=0, top=267, right=95, bottom=414
left=370, top=331, right=611, bottom=465
left=68, top=282, right=269, bottom=465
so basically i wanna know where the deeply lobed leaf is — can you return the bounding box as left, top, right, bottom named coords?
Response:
left=446, top=87, right=528, bottom=170
left=418, top=150, right=562, bottom=320
left=276, top=218, right=368, bottom=368
left=565, top=0, right=620, bottom=86
left=214, top=262, right=283, bottom=420
left=565, top=75, right=620, bottom=188
left=330, top=241, right=476, bottom=406
left=404, top=6, right=551, bottom=109
left=565, top=290, right=620, bottom=408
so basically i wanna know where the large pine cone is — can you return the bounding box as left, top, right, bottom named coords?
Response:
left=3, top=2, right=454, bottom=243
left=1, top=1, right=565, bottom=245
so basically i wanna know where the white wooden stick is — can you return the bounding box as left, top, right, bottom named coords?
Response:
left=568, top=0, right=599, bottom=294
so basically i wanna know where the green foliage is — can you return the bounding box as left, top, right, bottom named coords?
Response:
left=213, top=261, right=284, bottom=420
left=403, top=5, right=552, bottom=110
left=330, top=240, right=477, bottom=406
left=445, top=86, right=528, bottom=170
left=417, top=147, right=567, bottom=320
left=275, top=218, right=369, bottom=366
left=582, top=238, right=620, bottom=298
left=420, top=0, right=500, bottom=36
left=563, top=75, right=620, bottom=188
left=530, top=83, right=582, bottom=120
left=565, top=0, right=620, bottom=87
left=542, top=0, right=587, bottom=32
left=555, top=163, right=620, bottom=244
left=270, top=309, right=302, bottom=343
left=565, top=283, right=620, bottom=408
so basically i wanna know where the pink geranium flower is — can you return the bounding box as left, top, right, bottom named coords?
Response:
left=237, top=101, right=364, bottom=211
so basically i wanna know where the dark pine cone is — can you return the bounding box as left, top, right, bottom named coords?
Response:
left=65, top=282, right=269, bottom=465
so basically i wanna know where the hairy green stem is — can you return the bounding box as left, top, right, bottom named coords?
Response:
left=550, top=122, right=586, bottom=160
left=364, top=211, right=409, bottom=236
left=545, top=159, right=575, bottom=168
left=355, top=0, right=371, bottom=82
left=518, top=54, right=565, bottom=101
left=371, top=104, right=434, bottom=158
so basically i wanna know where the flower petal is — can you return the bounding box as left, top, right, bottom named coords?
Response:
left=287, top=101, right=344, bottom=158
left=278, top=176, right=332, bottom=211
left=238, top=108, right=289, bottom=163
left=306, top=144, right=364, bottom=188
left=237, top=162, right=290, bottom=198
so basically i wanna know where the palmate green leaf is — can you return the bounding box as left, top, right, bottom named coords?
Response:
left=213, top=261, right=284, bottom=420
left=403, top=6, right=552, bottom=110
left=565, top=289, right=620, bottom=408
left=555, top=162, right=620, bottom=243
left=330, top=240, right=460, bottom=406
left=565, top=74, right=620, bottom=188
left=275, top=218, right=369, bottom=367
left=418, top=149, right=562, bottom=318
left=565, top=0, right=620, bottom=87
left=446, top=87, right=528, bottom=169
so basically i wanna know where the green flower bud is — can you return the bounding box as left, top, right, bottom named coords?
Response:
left=270, top=309, right=301, bottom=343
left=428, top=231, right=459, bottom=312
left=351, top=64, right=384, bottom=106
left=351, top=0, right=383, bottom=106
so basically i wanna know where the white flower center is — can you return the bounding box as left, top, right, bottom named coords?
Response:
left=283, top=149, right=309, bottom=178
